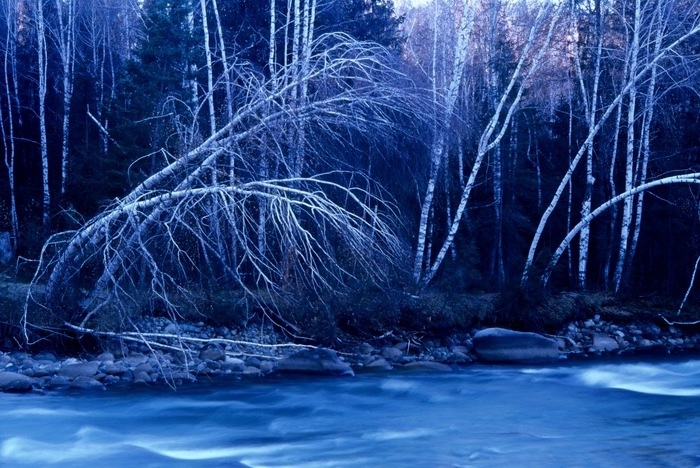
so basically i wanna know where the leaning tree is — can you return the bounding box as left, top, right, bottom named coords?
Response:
left=23, top=32, right=415, bottom=344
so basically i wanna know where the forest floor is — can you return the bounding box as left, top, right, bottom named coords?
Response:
left=1, top=273, right=700, bottom=392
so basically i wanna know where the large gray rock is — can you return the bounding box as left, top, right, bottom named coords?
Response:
left=276, top=348, right=354, bottom=376
left=472, top=328, right=560, bottom=363
left=58, top=361, right=100, bottom=379
left=0, top=372, right=34, bottom=392
left=593, top=334, right=619, bottom=352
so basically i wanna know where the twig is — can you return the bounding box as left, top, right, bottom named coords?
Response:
left=678, top=254, right=700, bottom=315
left=64, top=322, right=316, bottom=351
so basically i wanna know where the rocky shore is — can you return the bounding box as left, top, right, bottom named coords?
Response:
left=1, top=314, right=699, bottom=393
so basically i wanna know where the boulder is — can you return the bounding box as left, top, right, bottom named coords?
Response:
left=364, top=357, right=393, bottom=371
left=276, top=348, right=354, bottom=376
left=472, top=328, right=560, bottom=363
left=401, top=361, right=452, bottom=372
left=0, top=372, right=34, bottom=393
left=58, top=361, right=100, bottom=379
left=381, top=347, right=403, bottom=361
left=199, top=345, right=226, bottom=361
left=70, top=376, right=106, bottom=391
left=593, top=334, right=620, bottom=352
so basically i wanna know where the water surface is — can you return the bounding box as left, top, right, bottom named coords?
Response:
left=2, top=359, right=699, bottom=467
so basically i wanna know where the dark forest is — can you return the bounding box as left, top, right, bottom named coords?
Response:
left=1, top=0, right=699, bottom=342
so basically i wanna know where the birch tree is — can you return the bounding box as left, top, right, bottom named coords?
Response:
left=1, top=0, right=20, bottom=245
left=412, top=0, right=477, bottom=284
left=572, top=0, right=605, bottom=290
left=415, top=1, right=561, bottom=287
left=34, top=0, right=51, bottom=229
left=24, top=33, right=414, bottom=339
left=521, top=0, right=700, bottom=288
left=543, top=174, right=700, bottom=287
left=53, top=0, right=77, bottom=197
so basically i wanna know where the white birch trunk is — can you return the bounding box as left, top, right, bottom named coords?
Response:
left=211, top=0, right=232, bottom=122
left=543, top=174, right=700, bottom=286
left=422, top=4, right=560, bottom=286
left=413, top=0, right=476, bottom=283
left=3, top=1, right=19, bottom=245
left=36, top=0, right=50, bottom=229
left=55, top=0, right=76, bottom=197
left=521, top=4, right=700, bottom=287
left=575, top=0, right=604, bottom=290
left=628, top=3, right=664, bottom=271
left=613, top=0, right=642, bottom=293
left=200, top=0, right=216, bottom=135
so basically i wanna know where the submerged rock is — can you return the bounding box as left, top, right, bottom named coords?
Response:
left=276, top=348, right=354, bottom=376
left=472, top=328, right=560, bottom=363
left=401, top=361, right=452, bottom=372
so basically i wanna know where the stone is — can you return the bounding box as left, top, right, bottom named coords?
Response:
left=592, top=334, right=619, bottom=352
left=472, top=328, right=560, bottom=363
left=97, top=352, right=115, bottom=363
left=47, top=375, right=71, bottom=389
left=259, top=360, right=275, bottom=374
left=359, top=343, right=375, bottom=354
left=401, top=361, right=452, bottom=372
left=199, top=346, right=226, bottom=361
left=381, top=347, right=403, bottom=361
left=394, top=342, right=409, bottom=352
left=243, top=366, right=261, bottom=376
left=35, top=352, right=57, bottom=363
left=446, top=352, right=472, bottom=364
left=364, top=358, right=392, bottom=371
left=70, top=376, right=106, bottom=391
left=58, top=361, right=100, bottom=379
left=0, top=372, right=34, bottom=393
left=0, top=371, right=32, bottom=387
left=102, top=363, right=127, bottom=375
left=220, top=358, right=245, bottom=372
left=134, top=371, right=152, bottom=383
left=276, top=348, right=354, bottom=376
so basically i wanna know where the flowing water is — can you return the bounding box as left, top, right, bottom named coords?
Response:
left=2, top=358, right=700, bottom=467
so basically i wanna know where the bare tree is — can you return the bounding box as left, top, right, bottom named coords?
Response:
left=521, top=0, right=700, bottom=287
left=35, top=0, right=50, bottom=229
left=53, top=0, right=77, bottom=197
left=542, top=174, right=700, bottom=287
left=416, top=1, right=561, bottom=287
left=1, top=0, right=20, bottom=246
left=24, top=33, right=414, bottom=341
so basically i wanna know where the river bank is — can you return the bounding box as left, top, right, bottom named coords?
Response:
left=2, top=310, right=699, bottom=393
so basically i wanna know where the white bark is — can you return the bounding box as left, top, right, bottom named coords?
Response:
left=628, top=1, right=665, bottom=273
left=543, top=174, right=700, bottom=286
left=28, top=34, right=414, bottom=332
left=422, top=3, right=560, bottom=286
left=413, top=0, right=476, bottom=283
left=573, top=0, right=604, bottom=290
left=613, top=0, right=642, bottom=293
left=521, top=7, right=700, bottom=287
left=55, top=0, right=76, bottom=197
left=200, top=0, right=216, bottom=135
left=2, top=0, right=19, bottom=245
left=210, top=0, right=232, bottom=122
left=36, top=0, right=50, bottom=229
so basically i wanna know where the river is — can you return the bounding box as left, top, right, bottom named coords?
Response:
left=1, top=358, right=699, bottom=467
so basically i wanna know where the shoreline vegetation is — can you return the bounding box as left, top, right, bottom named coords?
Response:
left=2, top=280, right=700, bottom=393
